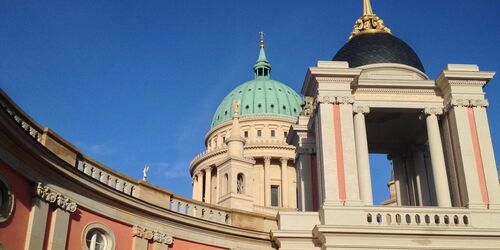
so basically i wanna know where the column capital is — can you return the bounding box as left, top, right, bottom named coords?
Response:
left=132, top=225, right=173, bottom=245
left=35, top=183, right=77, bottom=213
left=424, top=107, right=443, bottom=116
left=353, top=105, right=370, bottom=114
left=470, top=99, right=489, bottom=108
left=280, top=157, right=289, bottom=164
left=264, top=156, right=272, bottom=165
left=316, top=95, right=355, bottom=105
left=337, top=95, right=355, bottom=105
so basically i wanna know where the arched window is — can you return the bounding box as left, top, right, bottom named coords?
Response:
left=223, top=174, right=229, bottom=195
left=237, top=173, right=244, bottom=194
left=0, top=174, right=14, bottom=223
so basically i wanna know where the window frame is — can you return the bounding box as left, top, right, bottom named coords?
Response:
left=82, top=222, right=115, bottom=250
left=0, top=174, right=14, bottom=223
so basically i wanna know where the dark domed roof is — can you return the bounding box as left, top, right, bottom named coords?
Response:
left=332, top=33, right=425, bottom=73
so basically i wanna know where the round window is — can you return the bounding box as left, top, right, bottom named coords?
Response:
left=86, top=228, right=107, bottom=250
left=82, top=223, right=115, bottom=250
left=0, top=175, right=14, bottom=223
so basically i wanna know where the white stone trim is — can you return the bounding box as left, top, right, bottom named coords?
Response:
left=82, top=222, right=116, bottom=250
left=0, top=174, right=14, bottom=223
left=35, top=182, right=77, bottom=212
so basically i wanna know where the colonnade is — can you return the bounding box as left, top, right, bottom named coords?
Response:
left=192, top=157, right=294, bottom=208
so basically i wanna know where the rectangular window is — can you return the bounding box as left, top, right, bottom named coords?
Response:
left=284, top=131, right=288, bottom=138
left=271, top=185, right=279, bottom=207
left=222, top=137, right=226, bottom=143
left=257, top=130, right=262, bottom=137
left=244, top=131, right=249, bottom=138
left=270, top=130, right=276, bottom=137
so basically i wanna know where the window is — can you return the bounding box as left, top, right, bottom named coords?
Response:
left=244, top=131, right=249, bottom=138
left=257, top=130, right=262, bottom=137
left=222, top=136, right=226, bottom=143
left=86, top=228, right=106, bottom=250
left=284, top=131, right=288, bottom=138
left=83, top=223, right=115, bottom=250
left=271, top=185, right=279, bottom=207
left=237, top=173, right=244, bottom=194
left=270, top=130, right=276, bottom=137
left=0, top=175, right=14, bottom=223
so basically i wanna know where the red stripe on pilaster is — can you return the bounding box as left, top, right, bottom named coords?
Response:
left=311, top=154, right=319, bottom=211
left=333, top=104, right=346, bottom=205
left=467, top=107, right=490, bottom=207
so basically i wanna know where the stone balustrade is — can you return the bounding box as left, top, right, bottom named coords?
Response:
left=77, top=159, right=137, bottom=196
left=169, top=197, right=231, bottom=225
left=0, top=95, right=42, bottom=142
left=365, top=207, right=470, bottom=227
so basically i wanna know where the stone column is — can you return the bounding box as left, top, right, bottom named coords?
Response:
left=192, top=176, right=198, bottom=200
left=424, top=107, right=452, bottom=207
left=24, top=197, right=50, bottom=250
left=197, top=172, right=204, bottom=202
left=413, top=147, right=432, bottom=206
left=264, top=157, right=272, bottom=206
left=353, top=105, right=373, bottom=206
left=392, top=155, right=409, bottom=206
left=280, top=158, right=289, bottom=208
left=205, top=167, right=212, bottom=203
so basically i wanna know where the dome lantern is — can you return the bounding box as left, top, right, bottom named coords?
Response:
left=253, top=32, right=271, bottom=79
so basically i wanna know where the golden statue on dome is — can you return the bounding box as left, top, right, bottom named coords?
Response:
left=350, top=0, right=392, bottom=40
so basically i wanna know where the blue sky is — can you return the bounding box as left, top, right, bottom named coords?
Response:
left=1, top=0, right=499, bottom=204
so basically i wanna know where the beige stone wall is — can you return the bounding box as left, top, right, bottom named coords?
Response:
left=190, top=116, right=299, bottom=212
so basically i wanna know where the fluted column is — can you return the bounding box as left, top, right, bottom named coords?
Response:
left=205, top=167, right=212, bottom=203
left=280, top=158, right=289, bottom=208
left=353, top=105, right=373, bottom=205
left=264, top=156, right=272, bottom=206
left=424, top=107, right=452, bottom=207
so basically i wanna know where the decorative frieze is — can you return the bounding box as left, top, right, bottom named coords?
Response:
left=35, top=183, right=77, bottom=212
left=444, top=98, right=489, bottom=112
left=448, top=80, right=487, bottom=86
left=132, top=225, right=173, bottom=245
left=316, top=95, right=355, bottom=105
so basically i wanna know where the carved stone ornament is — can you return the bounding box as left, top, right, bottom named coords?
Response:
left=35, top=183, right=77, bottom=212
left=132, top=225, right=173, bottom=245
left=424, top=107, right=443, bottom=116
left=317, top=95, right=333, bottom=104
left=353, top=105, right=370, bottom=114
left=300, top=96, right=314, bottom=116
left=470, top=99, right=489, bottom=108
left=337, top=96, right=355, bottom=105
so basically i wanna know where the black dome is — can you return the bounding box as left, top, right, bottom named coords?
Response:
left=332, top=33, right=425, bottom=73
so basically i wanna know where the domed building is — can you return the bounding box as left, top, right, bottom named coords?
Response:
left=190, top=35, right=302, bottom=213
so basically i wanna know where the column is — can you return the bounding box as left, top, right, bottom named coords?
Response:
left=24, top=197, right=50, bottom=250
left=47, top=209, right=70, bottom=250
left=413, top=147, right=432, bottom=206
left=392, top=155, right=409, bottom=206
left=205, top=167, right=212, bottom=203
left=353, top=105, right=373, bottom=205
left=264, top=157, right=271, bottom=206
left=197, top=172, right=204, bottom=202
left=280, top=158, right=289, bottom=208
left=192, top=176, right=198, bottom=200
left=424, top=107, right=452, bottom=207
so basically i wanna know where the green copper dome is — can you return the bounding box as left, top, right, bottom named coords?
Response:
left=211, top=37, right=302, bottom=128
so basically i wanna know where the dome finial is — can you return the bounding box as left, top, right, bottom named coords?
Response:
left=363, top=0, right=374, bottom=15
left=259, top=31, right=265, bottom=48
left=350, top=0, right=392, bottom=40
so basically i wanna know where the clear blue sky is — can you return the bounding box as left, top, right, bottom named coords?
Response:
left=1, top=0, right=499, bottom=204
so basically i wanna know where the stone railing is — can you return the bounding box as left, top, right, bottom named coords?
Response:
left=0, top=93, right=43, bottom=142
left=168, top=197, right=231, bottom=225
left=76, top=159, right=137, bottom=197
left=365, top=207, right=470, bottom=227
